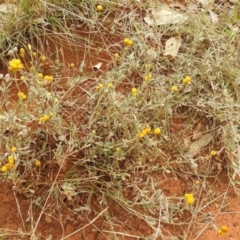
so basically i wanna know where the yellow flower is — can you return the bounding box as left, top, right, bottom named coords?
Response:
left=35, top=160, right=41, bottom=167
left=124, top=38, right=133, bottom=47
left=131, top=88, right=137, bottom=96
left=20, top=76, right=25, bottom=80
left=137, top=127, right=151, bottom=138
left=70, top=63, right=75, bottom=68
left=1, top=165, right=7, bottom=172
left=37, top=73, right=43, bottom=79
left=28, top=44, right=32, bottom=50
left=19, top=48, right=25, bottom=58
left=114, top=53, right=119, bottom=59
left=20, top=48, right=25, bottom=53
left=144, top=73, right=152, bottom=81
left=143, top=127, right=151, bottom=134
left=39, top=115, right=50, bottom=123
left=145, top=63, right=151, bottom=69
left=221, top=226, right=228, bottom=233
left=182, top=76, right=191, bottom=85
left=171, top=85, right=178, bottom=92
left=154, top=128, right=161, bottom=135
left=43, top=115, right=50, bottom=121
left=184, top=193, right=195, bottom=205
left=6, top=163, right=14, bottom=169
left=217, top=229, right=224, bottom=235
left=11, top=146, right=17, bottom=152
left=97, top=5, right=103, bottom=11
left=96, top=83, right=104, bottom=90
left=137, top=131, right=147, bottom=138
left=8, top=59, right=24, bottom=71
left=18, top=92, right=27, bottom=100
left=8, top=155, right=15, bottom=164
left=33, top=52, right=37, bottom=57
left=116, top=147, right=121, bottom=152
left=39, top=117, right=45, bottom=123
left=107, top=83, right=113, bottom=88
left=124, top=38, right=128, bottom=44
left=186, top=197, right=194, bottom=204
left=7, top=156, right=13, bottom=162
left=44, top=75, right=53, bottom=81
left=41, top=55, right=46, bottom=61
left=210, top=150, right=217, bottom=156
left=184, top=193, right=193, bottom=199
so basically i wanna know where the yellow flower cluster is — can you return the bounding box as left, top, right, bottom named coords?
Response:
left=44, top=75, right=53, bottom=82
left=39, top=114, right=51, bottom=123
left=107, top=83, right=113, bottom=88
left=171, top=85, right=178, bottom=92
left=96, top=83, right=104, bottom=90
left=114, top=53, right=119, bottom=59
left=124, top=38, right=133, bottom=46
left=35, top=160, right=41, bottom=167
left=137, top=127, right=161, bottom=138
left=37, top=73, right=43, bottom=79
left=132, top=88, right=137, bottom=96
left=116, top=147, right=121, bottom=152
left=8, top=155, right=14, bottom=164
left=19, top=48, right=25, bottom=58
left=145, top=63, right=151, bottom=69
left=137, top=127, right=151, bottom=138
left=144, top=73, right=152, bottom=81
left=95, top=83, right=113, bottom=91
left=1, top=155, right=15, bottom=172
left=11, top=146, right=17, bottom=152
left=8, top=59, right=24, bottom=71
left=1, top=166, right=7, bottom=172
left=97, top=5, right=103, bottom=11
left=154, top=128, right=161, bottom=135
left=41, top=55, right=46, bottom=61
left=182, top=76, right=191, bottom=84
left=37, top=74, right=54, bottom=84
left=184, top=193, right=194, bottom=204
left=18, top=92, right=27, bottom=100
left=217, top=226, right=229, bottom=235
left=210, top=150, right=217, bottom=156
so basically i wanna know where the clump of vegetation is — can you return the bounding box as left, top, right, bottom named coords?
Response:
left=0, top=0, right=239, bottom=239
